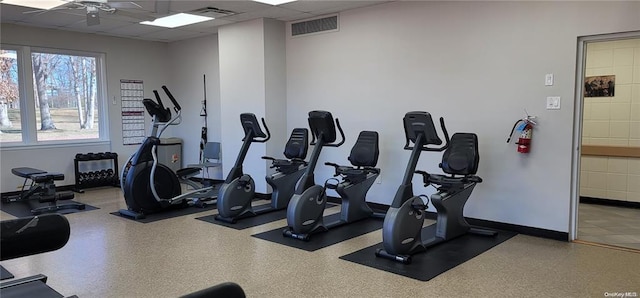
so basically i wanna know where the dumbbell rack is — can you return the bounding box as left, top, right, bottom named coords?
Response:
left=74, top=152, right=119, bottom=193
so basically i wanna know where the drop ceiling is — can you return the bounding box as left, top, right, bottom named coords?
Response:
left=0, top=0, right=393, bottom=42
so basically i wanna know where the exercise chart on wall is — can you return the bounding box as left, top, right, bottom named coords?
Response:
left=120, top=79, right=145, bottom=145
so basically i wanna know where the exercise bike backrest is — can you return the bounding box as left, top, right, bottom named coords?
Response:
left=283, top=128, right=309, bottom=160
left=440, top=133, right=479, bottom=176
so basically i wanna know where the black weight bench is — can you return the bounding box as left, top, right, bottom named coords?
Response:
left=3, top=167, right=84, bottom=215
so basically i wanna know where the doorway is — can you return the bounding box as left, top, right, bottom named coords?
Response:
left=571, top=32, right=640, bottom=251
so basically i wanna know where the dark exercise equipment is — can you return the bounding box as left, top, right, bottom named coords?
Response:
left=0, top=213, right=77, bottom=298
left=119, top=86, right=218, bottom=220
left=284, top=130, right=384, bottom=241
left=215, top=114, right=310, bottom=223
left=3, top=167, right=84, bottom=215
left=282, top=111, right=359, bottom=241
left=375, top=111, right=497, bottom=264
left=180, top=282, right=245, bottom=298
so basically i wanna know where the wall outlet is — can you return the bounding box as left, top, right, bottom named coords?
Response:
left=546, top=96, right=561, bottom=110
left=376, top=176, right=382, bottom=184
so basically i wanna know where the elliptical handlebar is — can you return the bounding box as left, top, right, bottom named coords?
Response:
left=161, top=85, right=182, bottom=112
left=152, top=90, right=166, bottom=111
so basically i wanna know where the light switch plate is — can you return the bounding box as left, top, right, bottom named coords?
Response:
left=546, top=96, right=561, bottom=110
left=545, top=74, right=554, bottom=86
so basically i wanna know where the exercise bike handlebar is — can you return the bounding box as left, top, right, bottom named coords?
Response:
left=254, top=118, right=271, bottom=143
left=162, top=85, right=182, bottom=112
left=310, top=118, right=345, bottom=147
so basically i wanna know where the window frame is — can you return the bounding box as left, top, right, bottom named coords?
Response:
left=0, top=44, right=110, bottom=149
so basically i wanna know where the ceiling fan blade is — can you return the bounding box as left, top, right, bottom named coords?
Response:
left=113, top=8, right=155, bottom=22
left=86, top=11, right=100, bottom=26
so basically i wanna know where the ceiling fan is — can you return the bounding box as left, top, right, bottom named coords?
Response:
left=26, top=0, right=156, bottom=26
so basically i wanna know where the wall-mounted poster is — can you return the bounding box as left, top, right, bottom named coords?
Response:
left=121, top=79, right=145, bottom=145
left=584, top=75, right=615, bottom=97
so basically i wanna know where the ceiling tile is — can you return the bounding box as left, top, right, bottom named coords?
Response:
left=179, top=18, right=235, bottom=32
left=61, top=17, right=130, bottom=32
left=138, top=28, right=205, bottom=42
left=102, top=23, right=165, bottom=37
left=1, top=0, right=399, bottom=42
left=21, top=11, right=85, bottom=27
left=0, top=3, right=34, bottom=21
left=201, top=1, right=274, bottom=14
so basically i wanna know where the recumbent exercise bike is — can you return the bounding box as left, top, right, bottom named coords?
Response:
left=119, top=86, right=218, bottom=220
left=215, top=112, right=310, bottom=223
left=375, top=111, right=497, bottom=264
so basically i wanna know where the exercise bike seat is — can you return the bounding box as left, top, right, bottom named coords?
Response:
left=262, top=128, right=309, bottom=175
left=415, top=133, right=482, bottom=190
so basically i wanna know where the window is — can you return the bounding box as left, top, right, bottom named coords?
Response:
left=0, top=45, right=107, bottom=146
left=0, top=49, right=21, bottom=142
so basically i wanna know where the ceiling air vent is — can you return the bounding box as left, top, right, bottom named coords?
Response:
left=291, top=15, right=338, bottom=37
left=190, top=7, right=237, bottom=18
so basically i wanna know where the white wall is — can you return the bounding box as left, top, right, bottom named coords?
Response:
left=263, top=19, right=289, bottom=171
left=167, top=34, right=222, bottom=178
left=285, top=1, right=640, bottom=232
left=218, top=19, right=269, bottom=192
left=0, top=24, right=169, bottom=192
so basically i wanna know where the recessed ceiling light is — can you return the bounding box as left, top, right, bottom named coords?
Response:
left=253, top=0, right=297, bottom=5
left=0, top=0, right=67, bottom=10
left=141, top=13, right=214, bottom=29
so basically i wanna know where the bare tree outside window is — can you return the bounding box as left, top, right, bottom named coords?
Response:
left=31, top=52, right=99, bottom=141
left=0, top=49, right=21, bottom=142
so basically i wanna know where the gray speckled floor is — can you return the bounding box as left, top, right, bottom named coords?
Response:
left=1, top=188, right=639, bottom=298
left=578, top=203, right=640, bottom=250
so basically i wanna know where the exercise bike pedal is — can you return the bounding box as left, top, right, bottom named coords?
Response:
left=374, top=249, right=412, bottom=264
left=282, top=229, right=310, bottom=241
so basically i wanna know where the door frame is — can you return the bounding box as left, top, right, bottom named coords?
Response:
left=570, top=30, right=640, bottom=241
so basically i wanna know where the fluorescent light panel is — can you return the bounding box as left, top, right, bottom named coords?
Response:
left=253, top=0, right=297, bottom=5
left=0, top=0, right=67, bottom=10
left=141, top=13, right=213, bottom=28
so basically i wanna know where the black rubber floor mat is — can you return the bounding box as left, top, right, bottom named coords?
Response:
left=110, top=204, right=216, bottom=223
left=196, top=202, right=338, bottom=230
left=0, top=200, right=98, bottom=218
left=251, top=213, right=383, bottom=251
left=339, top=224, right=517, bottom=281
left=0, top=265, right=13, bottom=280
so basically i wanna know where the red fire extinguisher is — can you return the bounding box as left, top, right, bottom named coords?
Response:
left=507, top=114, right=537, bottom=153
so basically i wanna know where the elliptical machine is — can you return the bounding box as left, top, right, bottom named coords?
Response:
left=375, top=111, right=497, bottom=264
left=284, top=130, right=383, bottom=241
left=119, top=86, right=217, bottom=219
left=215, top=114, right=311, bottom=223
